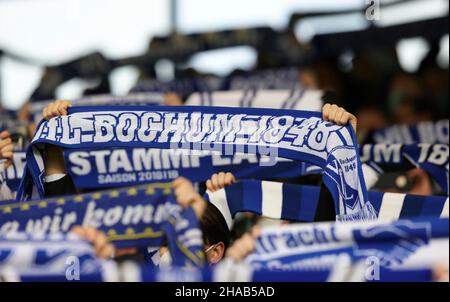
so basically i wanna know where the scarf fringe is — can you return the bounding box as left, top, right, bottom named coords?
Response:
left=337, top=202, right=378, bottom=222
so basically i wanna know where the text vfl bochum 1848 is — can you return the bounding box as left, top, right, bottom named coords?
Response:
left=36, top=111, right=346, bottom=155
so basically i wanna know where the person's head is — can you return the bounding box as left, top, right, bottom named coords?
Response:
left=199, top=202, right=231, bottom=265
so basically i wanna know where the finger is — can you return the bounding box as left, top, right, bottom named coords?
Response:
left=349, top=114, right=358, bottom=132
left=328, top=105, right=339, bottom=122
left=225, top=172, right=236, bottom=186
left=1, top=144, right=14, bottom=154
left=71, top=226, right=86, bottom=237
left=97, top=243, right=115, bottom=260
left=43, top=106, right=49, bottom=120
left=2, top=151, right=13, bottom=160
left=211, top=174, right=219, bottom=191
left=85, top=227, right=98, bottom=242
left=3, top=159, right=13, bottom=169
left=45, top=103, right=55, bottom=119
left=172, top=177, right=186, bottom=188
left=334, top=108, right=346, bottom=125
left=51, top=102, right=61, bottom=117
left=218, top=172, right=226, bottom=189
left=57, top=104, right=67, bottom=116
left=206, top=180, right=213, bottom=192
left=339, top=112, right=350, bottom=125
left=0, top=131, right=10, bottom=139
left=242, top=239, right=255, bottom=255
left=62, top=100, right=72, bottom=108
left=93, top=232, right=108, bottom=250
left=234, top=241, right=249, bottom=260
left=251, top=226, right=262, bottom=238
left=0, top=138, right=12, bottom=149
left=322, top=104, right=331, bottom=121
left=58, top=100, right=72, bottom=116
left=241, top=234, right=255, bottom=252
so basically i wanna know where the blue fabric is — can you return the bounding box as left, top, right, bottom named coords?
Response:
left=246, top=218, right=448, bottom=271
left=62, top=148, right=307, bottom=189
left=1, top=183, right=205, bottom=268
left=360, top=144, right=449, bottom=195
left=205, top=180, right=448, bottom=223
left=372, top=120, right=449, bottom=145
left=18, top=105, right=375, bottom=221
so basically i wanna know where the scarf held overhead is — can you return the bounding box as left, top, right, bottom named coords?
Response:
left=2, top=183, right=205, bottom=268
left=204, top=180, right=449, bottom=229
left=360, top=144, right=449, bottom=195
left=245, top=218, right=449, bottom=271
left=19, top=105, right=375, bottom=221
left=63, top=148, right=309, bottom=189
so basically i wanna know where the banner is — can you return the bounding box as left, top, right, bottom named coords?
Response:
left=0, top=233, right=105, bottom=277
left=186, top=89, right=323, bottom=111
left=359, top=144, right=449, bottom=195
left=63, top=148, right=309, bottom=189
left=205, top=180, right=449, bottom=229
left=245, top=218, right=449, bottom=271
left=1, top=183, right=205, bottom=268
left=1, top=257, right=437, bottom=282
left=371, top=120, right=449, bottom=145
left=19, top=105, right=374, bottom=222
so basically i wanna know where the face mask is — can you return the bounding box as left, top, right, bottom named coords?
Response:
left=158, top=244, right=218, bottom=267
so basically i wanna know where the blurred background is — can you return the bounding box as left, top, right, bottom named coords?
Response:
left=0, top=0, right=448, bottom=124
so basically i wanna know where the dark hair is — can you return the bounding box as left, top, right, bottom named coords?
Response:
left=200, top=203, right=231, bottom=250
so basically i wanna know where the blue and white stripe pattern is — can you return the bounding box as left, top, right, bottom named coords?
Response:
left=29, top=92, right=166, bottom=123
left=186, top=89, right=323, bottom=111
left=372, top=119, right=449, bottom=145
left=205, top=180, right=449, bottom=229
left=245, top=217, right=449, bottom=271
left=18, top=105, right=373, bottom=222
left=360, top=143, right=449, bottom=195
left=1, top=255, right=439, bottom=282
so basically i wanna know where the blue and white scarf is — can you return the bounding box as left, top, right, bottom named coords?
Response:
left=8, top=260, right=437, bottom=282
left=29, top=92, right=165, bottom=123
left=0, top=233, right=105, bottom=277
left=0, top=129, right=14, bottom=201
left=245, top=218, right=449, bottom=271
left=186, top=89, right=323, bottom=111
left=130, top=68, right=302, bottom=99
left=2, top=151, right=26, bottom=194
left=62, top=148, right=307, bottom=189
left=205, top=180, right=449, bottom=229
left=18, top=105, right=375, bottom=222
left=372, top=120, right=449, bottom=145
left=221, top=68, right=302, bottom=91
left=360, top=144, right=449, bottom=195
left=6, top=149, right=310, bottom=192
left=0, top=168, right=14, bottom=202
left=2, top=183, right=205, bottom=267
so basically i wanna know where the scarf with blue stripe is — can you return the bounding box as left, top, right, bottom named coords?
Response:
left=360, top=144, right=449, bottom=195
left=131, top=68, right=302, bottom=99
left=0, top=233, right=105, bottom=277
left=371, top=119, right=449, bottom=145
left=1, top=183, right=205, bottom=268
left=205, top=180, right=449, bottom=229
left=4, top=256, right=437, bottom=282
left=17, top=105, right=375, bottom=222
left=186, top=89, right=323, bottom=111
left=245, top=217, right=448, bottom=271
left=5, top=150, right=310, bottom=192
